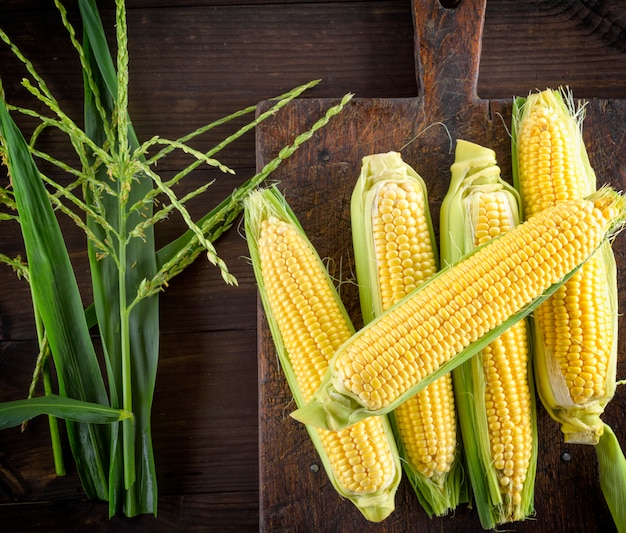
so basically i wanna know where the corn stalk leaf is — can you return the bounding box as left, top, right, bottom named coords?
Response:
left=0, top=395, right=132, bottom=431
left=79, top=0, right=158, bottom=517
left=0, top=93, right=111, bottom=501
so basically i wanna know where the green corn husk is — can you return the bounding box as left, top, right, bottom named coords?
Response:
left=244, top=185, right=402, bottom=523
left=292, top=187, right=626, bottom=432
left=511, top=87, right=618, bottom=445
left=440, top=139, right=537, bottom=529
left=596, top=424, right=626, bottom=533
left=350, top=151, right=466, bottom=518
left=512, top=87, right=626, bottom=532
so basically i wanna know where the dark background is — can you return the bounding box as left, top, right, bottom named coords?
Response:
left=0, top=1, right=624, bottom=531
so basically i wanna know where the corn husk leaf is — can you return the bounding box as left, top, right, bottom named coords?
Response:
left=440, top=139, right=537, bottom=529
left=244, top=185, right=402, bottom=523
left=512, top=88, right=617, bottom=445
left=0, top=395, right=132, bottom=431
left=350, top=151, right=466, bottom=517
left=595, top=423, right=626, bottom=533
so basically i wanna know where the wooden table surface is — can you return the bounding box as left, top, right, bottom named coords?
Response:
left=0, top=1, right=625, bottom=531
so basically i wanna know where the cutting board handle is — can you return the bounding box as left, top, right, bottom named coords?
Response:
left=413, top=0, right=487, bottom=110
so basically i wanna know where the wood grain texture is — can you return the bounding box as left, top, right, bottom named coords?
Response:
left=0, top=0, right=625, bottom=530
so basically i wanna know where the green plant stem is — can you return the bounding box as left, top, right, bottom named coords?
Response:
left=33, top=297, right=66, bottom=477
left=42, top=360, right=66, bottom=476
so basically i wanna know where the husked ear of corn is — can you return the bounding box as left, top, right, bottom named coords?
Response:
left=512, top=88, right=618, bottom=445
left=440, top=140, right=537, bottom=529
left=244, top=186, right=401, bottom=522
left=350, top=151, right=465, bottom=517
left=292, top=187, right=626, bottom=432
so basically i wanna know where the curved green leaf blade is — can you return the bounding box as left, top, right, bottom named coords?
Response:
left=0, top=395, right=132, bottom=431
left=0, top=95, right=111, bottom=500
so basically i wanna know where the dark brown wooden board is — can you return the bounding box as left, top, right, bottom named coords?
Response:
left=255, top=0, right=626, bottom=531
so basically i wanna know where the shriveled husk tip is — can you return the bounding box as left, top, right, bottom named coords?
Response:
left=441, top=139, right=537, bottom=529
left=244, top=185, right=401, bottom=523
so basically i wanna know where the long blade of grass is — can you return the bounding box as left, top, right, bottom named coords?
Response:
left=0, top=395, right=132, bottom=431
left=0, top=92, right=111, bottom=501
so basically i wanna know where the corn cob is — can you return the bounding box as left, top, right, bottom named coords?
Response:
left=293, top=187, right=626, bottom=431
left=350, top=152, right=464, bottom=517
left=440, top=140, right=537, bottom=528
left=244, top=186, right=401, bottom=522
left=512, top=88, right=618, bottom=445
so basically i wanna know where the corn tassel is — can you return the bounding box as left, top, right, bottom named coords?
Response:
left=350, top=152, right=465, bottom=517
left=440, top=140, right=537, bottom=528
left=293, top=187, right=626, bottom=431
left=244, top=186, right=401, bottom=522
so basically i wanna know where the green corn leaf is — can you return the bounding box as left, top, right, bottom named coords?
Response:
left=0, top=91, right=111, bottom=501
left=0, top=395, right=132, bottom=431
left=595, top=424, right=626, bottom=533
left=80, top=0, right=158, bottom=517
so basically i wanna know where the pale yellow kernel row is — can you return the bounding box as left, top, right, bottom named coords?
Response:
left=373, top=180, right=457, bottom=482
left=335, top=198, right=607, bottom=412
left=516, top=101, right=612, bottom=407
left=473, top=193, right=533, bottom=510
left=258, top=216, right=396, bottom=494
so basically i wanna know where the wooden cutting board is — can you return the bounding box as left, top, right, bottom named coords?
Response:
left=255, top=0, right=626, bottom=531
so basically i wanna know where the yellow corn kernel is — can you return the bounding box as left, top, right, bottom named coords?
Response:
left=246, top=187, right=401, bottom=522
left=535, top=257, right=611, bottom=405
left=293, top=188, right=626, bottom=433
left=372, top=179, right=456, bottom=483
left=350, top=152, right=464, bottom=518
left=341, top=197, right=600, bottom=412
left=474, top=192, right=533, bottom=519
left=513, top=88, right=617, bottom=444
left=374, top=181, right=437, bottom=305
left=516, top=102, right=588, bottom=215
left=440, top=140, right=538, bottom=529
left=258, top=216, right=396, bottom=494
left=472, top=192, right=533, bottom=515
